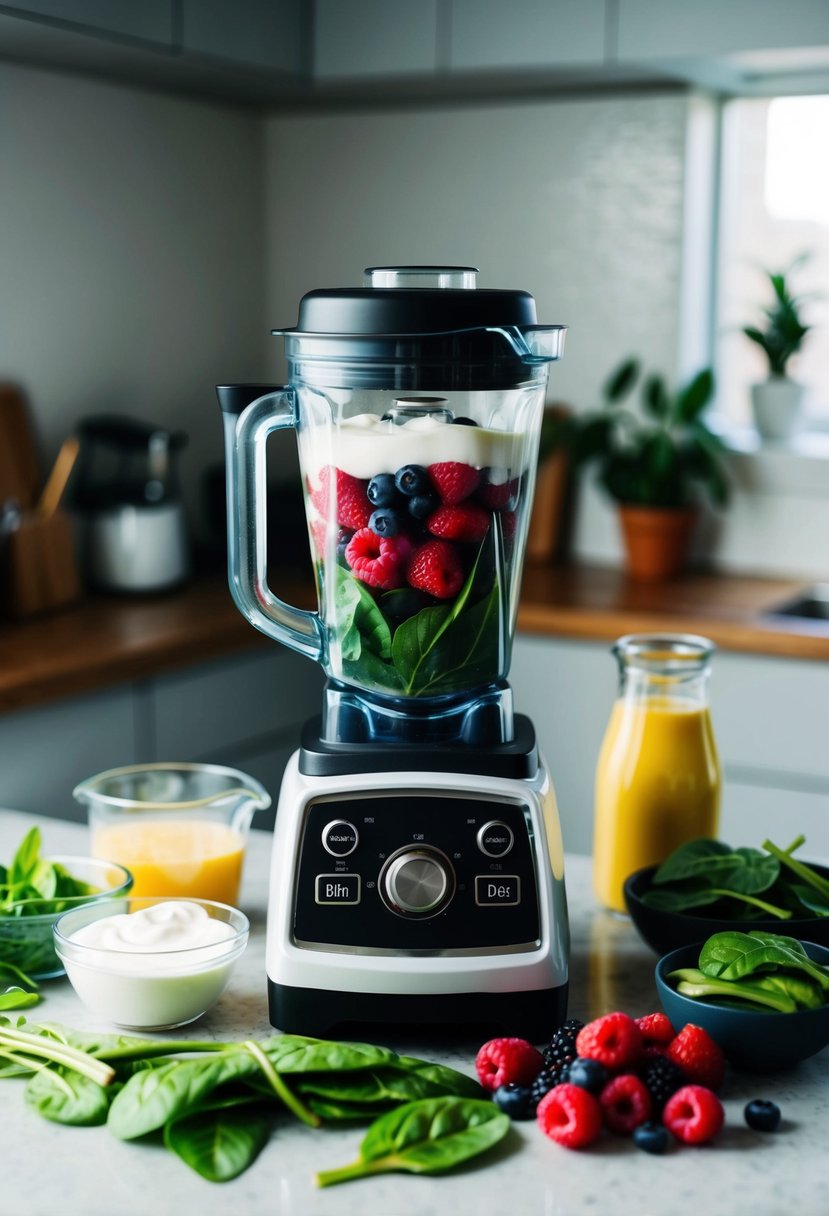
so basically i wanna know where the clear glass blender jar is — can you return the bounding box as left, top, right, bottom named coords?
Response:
left=219, top=267, right=566, bottom=744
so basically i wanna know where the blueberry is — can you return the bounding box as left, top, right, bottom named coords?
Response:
left=633, top=1121, right=670, bottom=1154
left=336, top=528, right=353, bottom=557
left=407, top=492, right=439, bottom=520
left=394, top=464, right=431, bottom=497
left=567, top=1057, right=610, bottom=1094
left=492, top=1083, right=534, bottom=1121
left=369, top=508, right=402, bottom=537
left=453, top=416, right=479, bottom=427
left=367, top=474, right=400, bottom=507
left=744, top=1099, right=781, bottom=1132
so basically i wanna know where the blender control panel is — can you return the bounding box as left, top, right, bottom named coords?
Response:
left=292, top=794, right=541, bottom=951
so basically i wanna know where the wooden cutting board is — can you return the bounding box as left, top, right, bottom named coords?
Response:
left=0, top=383, right=41, bottom=509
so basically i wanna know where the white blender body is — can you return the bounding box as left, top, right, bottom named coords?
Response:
left=218, top=266, right=570, bottom=1038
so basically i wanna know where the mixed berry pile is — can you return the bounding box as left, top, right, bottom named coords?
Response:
left=307, top=460, right=519, bottom=598
left=475, top=1012, right=781, bottom=1154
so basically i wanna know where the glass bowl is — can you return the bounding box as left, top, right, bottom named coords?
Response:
left=0, top=856, right=133, bottom=980
left=53, top=896, right=249, bottom=1030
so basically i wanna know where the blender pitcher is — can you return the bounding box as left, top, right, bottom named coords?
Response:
left=218, top=266, right=566, bottom=745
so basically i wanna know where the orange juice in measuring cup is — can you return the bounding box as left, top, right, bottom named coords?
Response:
left=75, top=763, right=271, bottom=906
left=593, top=635, right=721, bottom=913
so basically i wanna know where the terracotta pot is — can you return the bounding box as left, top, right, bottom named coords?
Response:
left=617, top=505, right=697, bottom=583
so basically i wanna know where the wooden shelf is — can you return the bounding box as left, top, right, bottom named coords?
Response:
left=0, top=564, right=826, bottom=719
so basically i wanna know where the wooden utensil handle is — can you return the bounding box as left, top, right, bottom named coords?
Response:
left=39, top=436, right=80, bottom=518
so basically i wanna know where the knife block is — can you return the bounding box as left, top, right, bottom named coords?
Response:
left=2, top=510, right=80, bottom=619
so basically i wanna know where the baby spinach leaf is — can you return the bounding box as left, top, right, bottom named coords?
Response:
left=652, top=838, right=733, bottom=884
left=316, top=1096, right=510, bottom=1187
left=391, top=604, right=452, bottom=685
left=725, top=848, right=780, bottom=895
left=8, top=828, right=41, bottom=888
left=108, top=1052, right=258, bottom=1140
left=307, top=1095, right=394, bottom=1122
left=699, top=930, right=829, bottom=990
left=404, top=585, right=501, bottom=697
left=334, top=568, right=392, bottom=661
left=791, top=884, right=829, bottom=917
left=26, top=1066, right=111, bottom=1125
left=642, top=886, right=723, bottom=912
left=670, top=968, right=798, bottom=1013
left=753, top=973, right=825, bottom=1010
left=164, top=1105, right=271, bottom=1183
left=0, top=986, right=40, bottom=1011
left=263, top=1035, right=398, bottom=1074
left=393, top=1057, right=483, bottom=1099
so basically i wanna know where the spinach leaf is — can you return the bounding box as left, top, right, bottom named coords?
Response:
left=164, top=1105, right=271, bottom=1182
left=643, top=885, right=791, bottom=919
left=0, top=986, right=40, bottom=1011
left=316, top=1096, right=510, bottom=1187
left=699, top=930, right=829, bottom=990
left=401, top=584, right=501, bottom=697
left=342, top=650, right=404, bottom=691
left=725, top=848, right=780, bottom=895
left=263, top=1035, right=398, bottom=1074
left=26, top=1066, right=111, bottom=1125
left=108, top=1052, right=258, bottom=1139
left=754, top=973, right=825, bottom=1010
left=393, top=1056, right=483, bottom=1099
left=307, top=1095, right=394, bottom=1122
left=334, top=568, right=392, bottom=661
left=8, top=828, right=41, bottom=888
left=669, top=968, right=799, bottom=1013
left=652, top=839, right=734, bottom=884
left=791, top=884, right=829, bottom=917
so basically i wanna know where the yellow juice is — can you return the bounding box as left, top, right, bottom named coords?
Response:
left=92, top=819, right=246, bottom=906
left=593, top=697, right=721, bottom=913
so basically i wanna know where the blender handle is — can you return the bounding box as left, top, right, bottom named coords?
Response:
left=227, top=389, right=324, bottom=662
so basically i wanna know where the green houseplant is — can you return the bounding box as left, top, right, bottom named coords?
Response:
left=743, top=262, right=812, bottom=441
left=563, top=359, right=729, bottom=581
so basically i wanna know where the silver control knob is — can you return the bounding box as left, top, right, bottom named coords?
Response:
left=382, top=848, right=452, bottom=916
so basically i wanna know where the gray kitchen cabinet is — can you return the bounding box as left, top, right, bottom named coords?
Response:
left=616, top=0, right=829, bottom=60
left=511, top=634, right=829, bottom=858
left=181, top=0, right=309, bottom=75
left=0, top=0, right=172, bottom=45
left=0, top=686, right=138, bottom=825
left=314, top=0, right=438, bottom=79
left=450, top=0, right=607, bottom=71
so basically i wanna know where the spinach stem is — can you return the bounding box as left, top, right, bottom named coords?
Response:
left=763, top=840, right=829, bottom=901
left=0, top=1026, right=114, bottom=1086
left=782, top=834, right=806, bottom=855
left=705, top=888, right=792, bottom=919
left=243, top=1040, right=320, bottom=1129
left=316, top=1157, right=391, bottom=1187
left=96, top=1040, right=230, bottom=1063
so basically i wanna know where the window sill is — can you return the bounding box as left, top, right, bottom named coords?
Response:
left=720, top=425, right=829, bottom=498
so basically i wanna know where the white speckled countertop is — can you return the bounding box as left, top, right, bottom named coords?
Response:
left=2, top=809, right=827, bottom=1216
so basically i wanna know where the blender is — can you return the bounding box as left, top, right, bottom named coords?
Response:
left=218, top=266, right=569, bottom=1039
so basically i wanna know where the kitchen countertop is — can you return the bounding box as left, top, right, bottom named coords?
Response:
left=0, top=563, right=827, bottom=717
left=2, top=809, right=827, bottom=1216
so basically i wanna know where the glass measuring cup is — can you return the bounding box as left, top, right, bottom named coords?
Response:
left=75, top=762, right=271, bottom=907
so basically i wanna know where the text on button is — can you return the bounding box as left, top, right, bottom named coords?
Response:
left=475, top=874, right=520, bottom=906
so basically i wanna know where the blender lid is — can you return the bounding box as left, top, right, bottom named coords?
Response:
left=281, top=266, right=540, bottom=336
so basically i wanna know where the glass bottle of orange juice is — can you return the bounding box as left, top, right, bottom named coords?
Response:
left=593, top=634, right=721, bottom=913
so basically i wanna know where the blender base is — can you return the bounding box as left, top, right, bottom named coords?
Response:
left=268, top=978, right=569, bottom=1041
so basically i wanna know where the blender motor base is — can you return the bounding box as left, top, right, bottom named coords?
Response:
left=268, top=978, right=569, bottom=1042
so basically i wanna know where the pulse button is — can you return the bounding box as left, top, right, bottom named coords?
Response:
left=322, top=819, right=359, bottom=857
left=477, top=820, right=514, bottom=858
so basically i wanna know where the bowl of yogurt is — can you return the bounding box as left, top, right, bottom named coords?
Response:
left=53, top=897, right=249, bottom=1030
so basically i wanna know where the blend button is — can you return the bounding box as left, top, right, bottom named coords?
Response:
left=477, top=820, right=514, bottom=858
left=315, top=874, right=361, bottom=905
left=475, top=875, right=520, bottom=906
left=322, top=819, right=359, bottom=857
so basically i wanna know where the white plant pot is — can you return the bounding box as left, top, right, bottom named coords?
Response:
left=750, top=378, right=804, bottom=442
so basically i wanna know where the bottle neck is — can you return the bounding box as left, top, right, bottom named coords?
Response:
left=618, top=665, right=711, bottom=708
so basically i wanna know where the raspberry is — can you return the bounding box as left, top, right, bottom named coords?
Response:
left=641, top=1056, right=686, bottom=1112
left=475, top=1037, right=544, bottom=1092
left=427, top=504, right=491, bottom=544
left=406, top=540, right=464, bottom=599
left=599, top=1074, right=652, bottom=1135
left=666, top=1024, right=726, bottom=1091
left=636, top=1012, right=675, bottom=1049
left=345, top=529, right=411, bottom=591
left=428, top=461, right=480, bottom=505
left=537, top=1084, right=603, bottom=1150
left=663, top=1085, right=724, bottom=1146
left=479, top=475, right=518, bottom=510
left=310, top=466, right=372, bottom=531
left=308, top=519, right=328, bottom=555
left=575, top=1012, right=642, bottom=1073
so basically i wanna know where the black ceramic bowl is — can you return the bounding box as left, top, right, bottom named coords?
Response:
left=624, top=862, right=829, bottom=956
left=655, top=941, right=829, bottom=1069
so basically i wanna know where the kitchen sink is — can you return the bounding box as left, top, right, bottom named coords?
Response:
left=767, top=584, right=829, bottom=621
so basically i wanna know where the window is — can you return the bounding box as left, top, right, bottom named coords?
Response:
left=716, top=96, right=829, bottom=430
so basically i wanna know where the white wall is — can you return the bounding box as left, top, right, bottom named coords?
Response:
left=0, top=62, right=269, bottom=526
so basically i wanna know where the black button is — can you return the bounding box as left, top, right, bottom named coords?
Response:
left=322, top=819, right=359, bottom=857
left=475, top=875, right=520, bottom=906
left=315, top=874, right=361, bottom=905
left=477, top=820, right=514, bottom=858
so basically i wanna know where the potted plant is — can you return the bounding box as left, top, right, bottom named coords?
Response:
left=562, top=360, right=729, bottom=582
left=743, top=261, right=812, bottom=441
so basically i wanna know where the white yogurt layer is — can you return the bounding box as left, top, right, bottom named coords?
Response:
left=61, top=901, right=244, bottom=1029
left=300, top=412, right=530, bottom=483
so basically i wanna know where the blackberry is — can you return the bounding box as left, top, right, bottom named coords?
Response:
left=530, top=1064, right=569, bottom=1110
left=542, top=1018, right=584, bottom=1072
left=642, top=1056, right=686, bottom=1112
